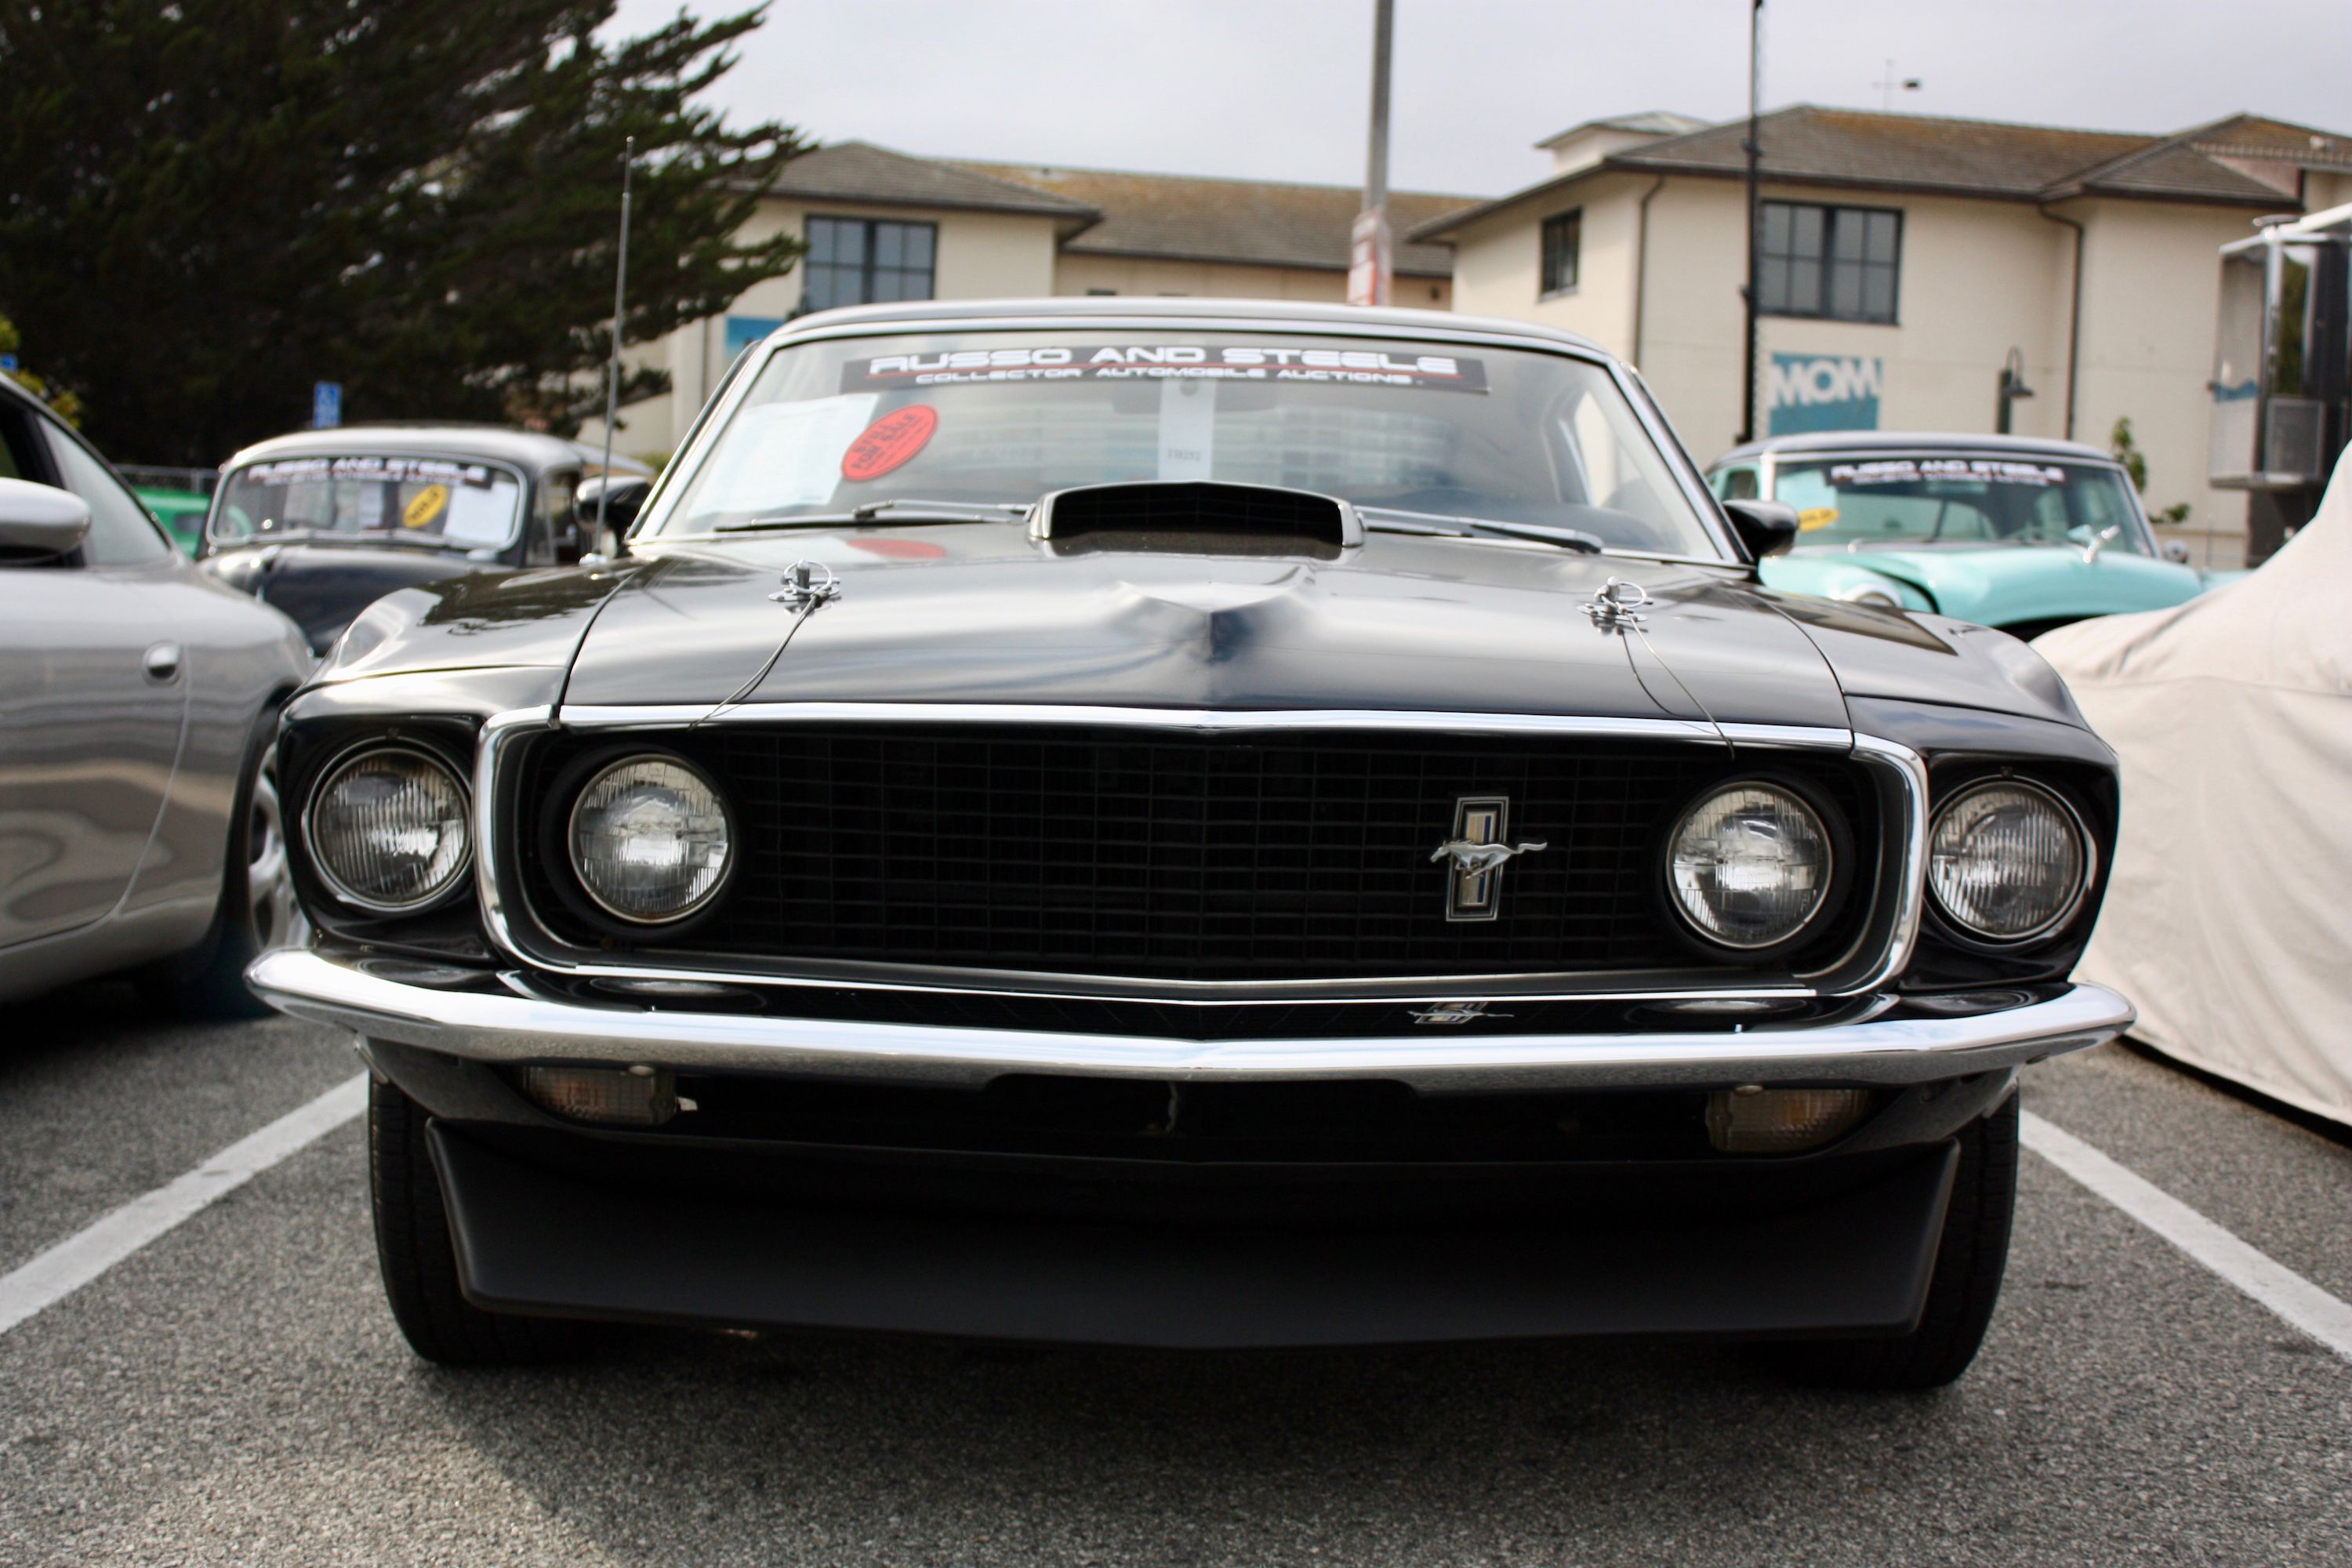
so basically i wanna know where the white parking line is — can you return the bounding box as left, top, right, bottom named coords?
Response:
left=2023, top=1110, right=2352, bottom=1363
left=0, top=1073, right=367, bottom=1338
left=5, top=1076, right=2346, bottom=1363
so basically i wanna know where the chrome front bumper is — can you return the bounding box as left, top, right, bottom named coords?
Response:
left=249, top=949, right=2132, bottom=1093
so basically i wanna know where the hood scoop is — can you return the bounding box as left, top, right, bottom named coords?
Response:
left=1032, top=481, right=1363, bottom=559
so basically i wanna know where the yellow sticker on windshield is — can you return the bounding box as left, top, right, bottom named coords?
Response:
left=403, top=485, right=449, bottom=529
left=1798, top=506, right=1839, bottom=531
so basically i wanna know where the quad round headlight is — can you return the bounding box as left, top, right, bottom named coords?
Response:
left=1666, top=782, right=1835, bottom=951
left=1928, top=779, right=2089, bottom=942
left=567, top=755, right=734, bottom=924
left=306, top=746, right=471, bottom=913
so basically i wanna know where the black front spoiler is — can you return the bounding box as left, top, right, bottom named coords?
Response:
left=427, top=1124, right=1959, bottom=1349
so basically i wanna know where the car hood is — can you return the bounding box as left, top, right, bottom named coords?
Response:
left=561, top=524, right=1853, bottom=728
left=1773, top=543, right=2203, bottom=626
left=203, top=541, right=495, bottom=653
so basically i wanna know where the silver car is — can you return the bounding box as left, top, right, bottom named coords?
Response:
left=0, top=372, right=313, bottom=1013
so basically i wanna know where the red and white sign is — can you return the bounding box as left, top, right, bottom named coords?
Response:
left=840, top=405, right=938, bottom=482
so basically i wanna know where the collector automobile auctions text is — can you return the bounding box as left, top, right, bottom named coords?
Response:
left=842, top=344, right=1489, bottom=394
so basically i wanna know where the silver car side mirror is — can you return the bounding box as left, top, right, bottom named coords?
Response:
left=0, top=477, right=93, bottom=560
left=2161, top=539, right=2192, bottom=564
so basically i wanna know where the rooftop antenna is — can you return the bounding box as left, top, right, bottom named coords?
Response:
left=597, top=136, right=635, bottom=507
left=1872, top=59, right=1922, bottom=111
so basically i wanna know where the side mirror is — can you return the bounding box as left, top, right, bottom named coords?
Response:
left=576, top=474, right=652, bottom=553
left=1721, top=499, right=1800, bottom=561
left=2161, top=539, right=2192, bottom=564
left=0, top=477, right=93, bottom=561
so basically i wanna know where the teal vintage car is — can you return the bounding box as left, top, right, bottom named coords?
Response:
left=1706, top=433, right=2209, bottom=640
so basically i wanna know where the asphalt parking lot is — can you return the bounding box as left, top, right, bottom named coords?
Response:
left=2, top=983, right=2348, bottom=1567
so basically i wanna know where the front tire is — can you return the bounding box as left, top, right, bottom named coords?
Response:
left=141, top=706, right=306, bottom=1018
left=1768, top=1094, right=2020, bottom=1391
left=368, top=1076, right=593, bottom=1366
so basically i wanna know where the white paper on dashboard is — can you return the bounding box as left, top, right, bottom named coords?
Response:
left=1157, top=377, right=1216, bottom=481
left=442, top=483, right=517, bottom=544
left=697, top=394, right=881, bottom=514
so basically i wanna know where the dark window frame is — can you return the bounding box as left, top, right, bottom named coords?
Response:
left=1539, top=209, right=1582, bottom=299
left=1758, top=200, right=1903, bottom=325
left=801, top=215, right=938, bottom=313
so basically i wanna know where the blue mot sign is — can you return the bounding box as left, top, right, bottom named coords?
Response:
left=1767, top=352, right=1882, bottom=436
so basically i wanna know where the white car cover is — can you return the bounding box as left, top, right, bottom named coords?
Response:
left=2033, top=451, right=2352, bottom=1125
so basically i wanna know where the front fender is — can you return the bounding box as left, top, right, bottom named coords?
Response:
left=1759, top=555, right=1936, bottom=612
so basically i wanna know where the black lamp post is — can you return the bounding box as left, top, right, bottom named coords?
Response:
left=1996, top=347, right=2034, bottom=434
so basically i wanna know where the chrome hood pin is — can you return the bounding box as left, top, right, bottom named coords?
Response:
left=768, top=559, right=841, bottom=608
left=1581, top=575, right=1651, bottom=631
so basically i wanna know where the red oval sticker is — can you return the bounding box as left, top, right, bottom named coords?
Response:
left=841, top=405, right=938, bottom=482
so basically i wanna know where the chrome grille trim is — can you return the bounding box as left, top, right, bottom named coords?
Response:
left=471, top=705, right=1926, bottom=1004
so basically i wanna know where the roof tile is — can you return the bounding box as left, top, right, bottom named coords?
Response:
left=956, top=162, right=1477, bottom=276
left=769, top=142, right=1099, bottom=222
left=1416, top=105, right=2336, bottom=241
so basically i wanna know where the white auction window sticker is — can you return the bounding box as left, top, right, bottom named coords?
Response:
left=839, top=344, right=1488, bottom=394
left=241, top=456, right=497, bottom=488
left=1827, top=459, right=2068, bottom=488
left=695, top=394, right=880, bottom=513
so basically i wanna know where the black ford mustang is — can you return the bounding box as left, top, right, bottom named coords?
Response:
left=249, top=299, right=2131, bottom=1387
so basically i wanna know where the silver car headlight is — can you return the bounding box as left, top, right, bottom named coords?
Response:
left=306, top=746, right=471, bottom=912
left=567, top=755, right=734, bottom=924
left=1666, top=782, right=1835, bottom=950
left=1928, top=779, right=2090, bottom=942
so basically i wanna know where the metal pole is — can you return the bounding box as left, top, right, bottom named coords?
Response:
left=1349, top=0, right=1395, bottom=307
left=1737, top=1, right=1763, bottom=444
left=598, top=136, right=635, bottom=501
left=1365, top=0, right=1392, bottom=217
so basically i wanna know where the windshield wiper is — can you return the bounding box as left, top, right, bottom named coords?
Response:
left=225, top=527, right=480, bottom=554
left=1355, top=505, right=1605, bottom=555
left=851, top=498, right=1030, bottom=521
left=715, top=499, right=1030, bottom=533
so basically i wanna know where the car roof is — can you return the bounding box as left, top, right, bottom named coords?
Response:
left=760, top=296, right=1613, bottom=357
left=1711, top=430, right=2121, bottom=468
left=220, top=423, right=650, bottom=476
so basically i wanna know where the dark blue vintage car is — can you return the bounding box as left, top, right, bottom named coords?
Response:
left=198, top=424, right=650, bottom=655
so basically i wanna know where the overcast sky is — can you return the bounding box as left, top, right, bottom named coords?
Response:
left=612, top=0, right=2352, bottom=198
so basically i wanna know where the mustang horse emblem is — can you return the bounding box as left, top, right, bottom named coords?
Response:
left=1431, top=796, right=1548, bottom=920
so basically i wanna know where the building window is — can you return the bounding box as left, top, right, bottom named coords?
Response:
left=1540, top=209, right=1581, bottom=298
left=803, top=216, right=937, bottom=312
left=724, top=315, right=786, bottom=358
left=1759, top=201, right=1900, bottom=324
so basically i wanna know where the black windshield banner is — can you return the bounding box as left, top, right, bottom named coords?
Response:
left=840, top=344, right=1488, bottom=394
left=1827, top=459, right=2068, bottom=488
left=240, top=456, right=499, bottom=488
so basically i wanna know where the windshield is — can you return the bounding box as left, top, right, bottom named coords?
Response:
left=209, top=455, right=524, bottom=550
left=1770, top=456, right=2152, bottom=554
left=648, top=329, right=1725, bottom=557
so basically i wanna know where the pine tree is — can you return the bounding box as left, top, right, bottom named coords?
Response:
left=0, top=2, right=804, bottom=463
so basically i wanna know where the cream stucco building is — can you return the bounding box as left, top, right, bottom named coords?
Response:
left=1415, top=109, right=2352, bottom=561
left=587, top=143, right=1468, bottom=457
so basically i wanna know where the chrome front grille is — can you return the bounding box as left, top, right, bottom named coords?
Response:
left=503, top=714, right=1885, bottom=989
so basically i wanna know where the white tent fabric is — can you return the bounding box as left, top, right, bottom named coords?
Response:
left=2033, top=450, right=2352, bottom=1125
